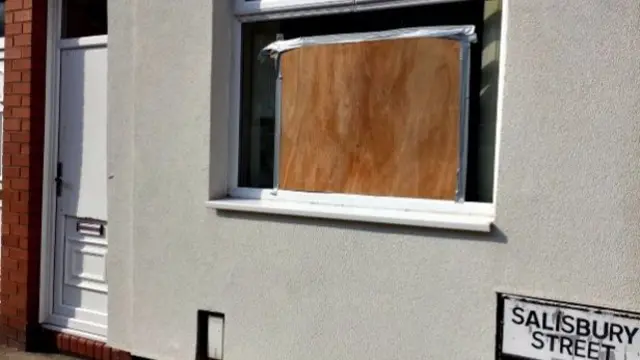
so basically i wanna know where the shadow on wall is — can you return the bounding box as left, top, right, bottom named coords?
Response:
left=49, top=40, right=88, bottom=328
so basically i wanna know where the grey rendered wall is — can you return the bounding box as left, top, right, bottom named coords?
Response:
left=106, top=0, right=135, bottom=351
left=107, top=0, right=640, bottom=359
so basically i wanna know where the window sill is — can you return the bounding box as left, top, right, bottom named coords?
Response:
left=206, top=198, right=494, bottom=232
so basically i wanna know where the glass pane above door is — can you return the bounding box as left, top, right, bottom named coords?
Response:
left=61, top=0, right=107, bottom=38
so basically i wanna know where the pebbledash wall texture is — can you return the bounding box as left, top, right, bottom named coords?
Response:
left=106, top=0, right=640, bottom=359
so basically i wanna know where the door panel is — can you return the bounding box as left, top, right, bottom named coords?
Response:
left=54, top=217, right=108, bottom=333
left=53, top=43, right=108, bottom=336
left=57, top=46, right=108, bottom=220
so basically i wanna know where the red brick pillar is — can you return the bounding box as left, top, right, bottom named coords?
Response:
left=0, top=0, right=48, bottom=350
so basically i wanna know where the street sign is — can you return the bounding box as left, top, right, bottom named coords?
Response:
left=497, top=294, right=640, bottom=360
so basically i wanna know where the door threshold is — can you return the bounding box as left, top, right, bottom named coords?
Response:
left=42, top=315, right=107, bottom=342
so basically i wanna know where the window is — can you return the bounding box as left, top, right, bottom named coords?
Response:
left=61, top=0, right=107, bottom=38
left=215, top=0, right=503, bottom=230
left=0, top=0, right=5, bottom=37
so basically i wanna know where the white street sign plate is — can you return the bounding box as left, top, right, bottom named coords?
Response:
left=499, top=294, right=640, bottom=360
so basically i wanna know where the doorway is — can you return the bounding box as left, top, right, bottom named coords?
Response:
left=42, top=0, right=108, bottom=338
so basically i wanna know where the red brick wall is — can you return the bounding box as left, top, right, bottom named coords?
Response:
left=41, top=330, right=132, bottom=360
left=0, top=0, right=48, bottom=350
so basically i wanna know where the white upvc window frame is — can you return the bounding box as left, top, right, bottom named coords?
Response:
left=234, top=0, right=471, bottom=16
left=208, top=0, right=507, bottom=232
left=235, top=0, right=352, bottom=16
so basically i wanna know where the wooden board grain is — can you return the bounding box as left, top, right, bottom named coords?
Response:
left=279, top=37, right=461, bottom=199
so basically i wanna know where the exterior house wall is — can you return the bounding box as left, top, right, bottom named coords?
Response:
left=106, top=0, right=135, bottom=351
left=107, top=0, right=640, bottom=359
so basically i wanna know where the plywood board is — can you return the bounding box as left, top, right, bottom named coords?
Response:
left=279, top=37, right=462, bottom=199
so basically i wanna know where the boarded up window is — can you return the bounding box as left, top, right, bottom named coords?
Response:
left=278, top=37, right=463, bottom=200
left=238, top=0, right=499, bottom=203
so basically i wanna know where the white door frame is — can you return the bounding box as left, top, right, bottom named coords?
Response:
left=39, top=0, right=108, bottom=342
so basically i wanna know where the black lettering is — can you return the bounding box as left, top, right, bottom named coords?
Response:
left=545, top=333, right=559, bottom=352
left=587, top=341, right=599, bottom=360
left=601, top=343, right=615, bottom=360
left=511, top=306, right=525, bottom=325
left=561, top=314, right=575, bottom=333
left=554, top=311, right=562, bottom=332
left=559, top=336, right=573, bottom=355
left=531, top=331, right=545, bottom=350
left=542, top=312, right=555, bottom=331
left=610, top=323, right=624, bottom=343
left=576, top=318, right=590, bottom=336
left=592, top=320, right=608, bottom=340
left=625, top=326, right=639, bottom=345
left=525, top=311, right=541, bottom=329
left=573, top=338, right=586, bottom=358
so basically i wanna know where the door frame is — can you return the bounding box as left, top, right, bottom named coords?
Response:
left=38, top=0, right=108, bottom=342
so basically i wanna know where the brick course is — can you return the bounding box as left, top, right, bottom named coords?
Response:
left=41, top=330, right=132, bottom=360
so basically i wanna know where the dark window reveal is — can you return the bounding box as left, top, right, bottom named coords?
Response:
left=0, top=0, right=5, bottom=37
left=61, top=0, right=107, bottom=38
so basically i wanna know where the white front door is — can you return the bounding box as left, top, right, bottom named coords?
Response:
left=50, top=0, right=108, bottom=337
